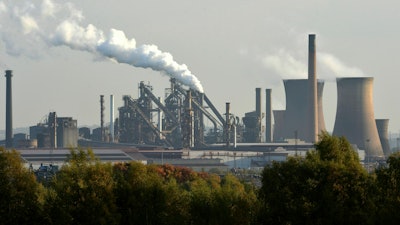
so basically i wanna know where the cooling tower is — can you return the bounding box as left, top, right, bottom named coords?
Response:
left=273, top=110, right=285, bottom=142
left=375, top=119, right=391, bottom=157
left=5, top=70, right=13, bottom=148
left=308, top=34, right=318, bottom=143
left=281, top=79, right=326, bottom=142
left=332, top=77, right=384, bottom=158
left=265, top=89, right=272, bottom=142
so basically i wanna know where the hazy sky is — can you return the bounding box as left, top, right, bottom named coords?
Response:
left=0, top=0, right=399, bottom=134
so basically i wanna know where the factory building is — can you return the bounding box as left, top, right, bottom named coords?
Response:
left=29, top=112, right=78, bottom=148
left=242, top=88, right=264, bottom=143
left=56, top=117, right=78, bottom=148
left=0, top=33, right=391, bottom=165
left=116, top=79, right=231, bottom=149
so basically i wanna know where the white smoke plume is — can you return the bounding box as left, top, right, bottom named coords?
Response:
left=318, top=52, right=365, bottom=78
left=261, top=49, right=307, bottom=79
left=261, top=49, right=365, bottom=80
left=0, top=0, right=204, bottom=93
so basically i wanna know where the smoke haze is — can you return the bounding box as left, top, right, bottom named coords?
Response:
left=261, top=49, right=307, bottom=79
left=0, top=0, right=204, bottom=93
left=261, top=49, right=365, bottom=80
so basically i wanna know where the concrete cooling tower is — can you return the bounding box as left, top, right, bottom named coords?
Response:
left=375, top=119, right=391, bottom=157
left=332, top=77, right=384, bottom=158
left=273, top=110, right=285, bottom=142
left=279, top=79, right=326, bottom=143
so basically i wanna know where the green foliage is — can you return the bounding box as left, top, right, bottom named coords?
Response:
left=45, top=148, right=117, bottom=225
left=113, top=162, right=177, bottom=225
left=0, top=147, right=46, bottom=225
left=13, top=138, right=400, bottom=224
left=311, top=132, right=362, bottom=169
left=375, top=152, right=400, bottom=224
left=259, top=133, right=375, bottom=225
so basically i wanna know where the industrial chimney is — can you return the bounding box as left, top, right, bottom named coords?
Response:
left=5, top=70, right=13, bottom=148
left=110, top=95, right=114, bottom=142
left=265, top=89, right=272, bottom=142
left=308, top=34, right=318, bottom=143
left=225, top=102, right=231, bottom=147
left=332, top=77, right=384, bottom=159
left=256, top=88, right=262, bottom=142
left=375, top=119, right=391, bottom=157
left=100, top=95, right=105, bottom=142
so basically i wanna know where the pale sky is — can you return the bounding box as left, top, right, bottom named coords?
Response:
left=0, top=0, right=399, bottom=135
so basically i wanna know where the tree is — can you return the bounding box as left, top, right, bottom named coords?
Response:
left=45, top=148, right=117, bottom=225
left=375, top=152, right=400, bottom=225
left=258, top=133, right=375, bottom=225
left=113, top=162, right=189, bottom=225
left=213, top=173, right=258, bottom=225
left=0, top=147, right=46, bottom=225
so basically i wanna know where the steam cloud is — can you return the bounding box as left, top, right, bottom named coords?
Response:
left=262, top=49, right=365, bottom=80
left=0, top=0, right=204, bottom=93
left=261, top=49, right=307, bottom=79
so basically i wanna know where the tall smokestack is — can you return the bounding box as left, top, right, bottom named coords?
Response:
left=110, top=95, right=114, bottom=142
left=256, top=88, right=262, bottom=142
left=308, top=34, right=318, bottom=143
left=5, top=70, right=13, bottom=148
left=100, top=95, right=105, bottom=142
left=225, top=102, right=231, bottom=147
left=265, top=89, right=272, bottom=143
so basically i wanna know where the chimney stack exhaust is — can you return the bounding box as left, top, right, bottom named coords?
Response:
left=308, top=34, right=318, bottom=143
left=265, top=89, right=272, bottom=143
left=100, top=95, right=105, bottom=142
left=5, top=70, right=13, bottom=148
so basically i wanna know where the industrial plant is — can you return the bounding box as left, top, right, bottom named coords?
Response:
left=0, top=34, right=392, bottom=170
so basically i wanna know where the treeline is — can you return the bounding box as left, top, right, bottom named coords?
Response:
left=2, top=133, right=400, bottom=225
left=0, top=148, right=257, bottom=225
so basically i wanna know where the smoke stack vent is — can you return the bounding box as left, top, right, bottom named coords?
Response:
left=265, top=89, right=272, bottom=142
left=5, top=70, right=13, bottom=148
left=100, top=95, right=105, bottom=142
left=110, top=95, right=114, bottom=142
left=308, top=34, right=318, bottom=143
left=226, top=102, right=231, bottom=147
left=256, top=88, right=262, bottom=142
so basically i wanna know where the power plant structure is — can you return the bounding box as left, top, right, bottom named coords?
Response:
left=0, top=33, right=392, bottom=164
left=5, top=70, right=13, bottom=148
left=116, top=79, right=241, bottom=149
left=376, top=119, right=391, bottom=157
left=29, top=112, right=78, bottom=148
left=242, top=88, right=264, bottom=143
left=308, top=34, right=318, bottom=143
left=332, top=77, right=384, bottom=159
left=273, top=79, right=326, bottom=143
left=265, top=89, right=272, bottom=143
